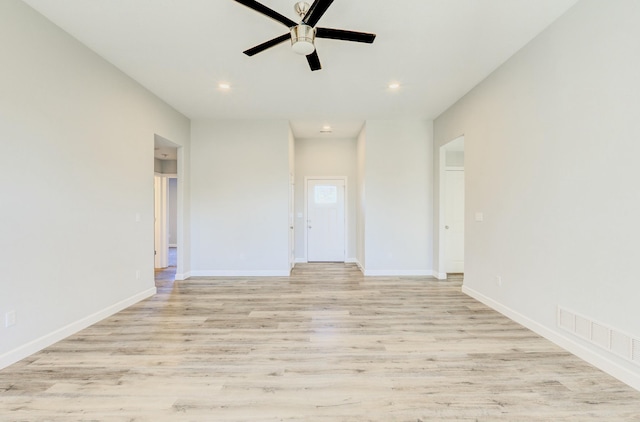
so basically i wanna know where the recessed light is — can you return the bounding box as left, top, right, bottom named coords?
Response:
left=320, top=125, right=332, bottom=133
left=218, top=83, right=231, bottom=90
left=388, top=82, right=400, bottom=89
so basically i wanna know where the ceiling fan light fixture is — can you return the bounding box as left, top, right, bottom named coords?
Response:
left=290, top=24, right=315, bottom=55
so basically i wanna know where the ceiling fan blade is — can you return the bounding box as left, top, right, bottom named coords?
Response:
left=243, top=33, right=290, bottom=56
left=234, top=0, right=297, bottom=28
left=306, top=50, right=322, bottom=71
left=303, top=0, right=334, bottom=27
left=316, top=27, right=376, bottom=43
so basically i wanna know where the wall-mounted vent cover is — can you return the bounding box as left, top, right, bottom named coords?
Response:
left=557, top=307, right=639, bottom=367
left=611, top=330, right=631, bottom=358
left=558, top=308, right=574, bottom=331
left=591, top=322, right=610, bottom=349
left=633, top=339, right=640, bottom=363
left=575, top=315, right=591, bottom=339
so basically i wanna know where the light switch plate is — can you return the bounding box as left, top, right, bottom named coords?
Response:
left=5, top=311, right=16, bottom=327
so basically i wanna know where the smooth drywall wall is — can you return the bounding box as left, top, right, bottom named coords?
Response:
left=190, top=120, right=290, bottom=276
left=294, top=138, right=358, bottom=262
left=362, top=120, right=434, bottom=275
left=434, top=0, right=640, bottom=389
left=154, top=158, right=163, bottom=173
left=0, top=0, right=190, bottom=368
left=162, top=160, right=178, bottom=175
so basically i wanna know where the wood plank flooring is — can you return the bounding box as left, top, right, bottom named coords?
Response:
left=1, top=264, right=639, bottom=421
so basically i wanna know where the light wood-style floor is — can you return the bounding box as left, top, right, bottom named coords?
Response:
left=1, top=264, right=639, bottom=421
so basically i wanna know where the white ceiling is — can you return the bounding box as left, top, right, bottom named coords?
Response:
left=23, top=0, right=577, bottom=139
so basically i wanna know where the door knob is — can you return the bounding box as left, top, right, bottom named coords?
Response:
left=445, top=225, right=450, bottom=229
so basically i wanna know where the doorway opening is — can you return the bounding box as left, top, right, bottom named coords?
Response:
left=438, top=136, right=465, bottom=279
left=154, top=135, right=180, bottom=285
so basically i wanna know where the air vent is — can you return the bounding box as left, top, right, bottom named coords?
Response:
left=558, top=307, right=639, bottom=366
left=633, top=339, right=640, bottom=363
left=591, top=322, right=610, bottom=349
left=611, top=330, right=631, bottom=358
left=558, top=308, right=574, bottom=331
left=575, top=315, right=591, bottom=339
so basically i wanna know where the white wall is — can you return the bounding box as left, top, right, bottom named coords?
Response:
left=0, top=0, right=190, bottom=368
left=162, top=160, right=178, bottom=175
left=294, top=138, right=358, bottom=262
left=361, top=120, right=434, bottom=275
left=190, top=120, right=290, bottom=276
left=434, top=0, right=640, bottom=390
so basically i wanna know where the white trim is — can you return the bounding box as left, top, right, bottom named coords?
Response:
left=434, top=271, right=448, bottom=280
left=462, top=285, right=640, bottom=392
left=190, top=270, right=290, bottom=277
left=364, top=269, right=434, bottom=277
left=0, top=287, right=156, bottom=370
left=175, top=271, right=190, bottom=281
left=293, top=258, right=357, bottom=264
left=355, top=260, right=365, bottom=274
left=154, top=172, right=178, bottom=178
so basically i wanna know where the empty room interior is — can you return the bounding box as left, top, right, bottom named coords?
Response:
left=1, top=0, right=640, bottom=420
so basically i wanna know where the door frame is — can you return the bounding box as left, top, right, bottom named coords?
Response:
left=303, top=176, right=348, bottom=263
left=289, top=173, right=295, bottom=271
left=154, top=173, right=169, bottom=269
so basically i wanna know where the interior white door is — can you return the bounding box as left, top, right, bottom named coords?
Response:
left=307, top=179, right=345, bottom=262
left=444, top=169, right=464, bottom=273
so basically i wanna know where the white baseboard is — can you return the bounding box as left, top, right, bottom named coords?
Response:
left=293, top=258, right=358, bottom=265
left=189, top=270, right=290, bottom=277
left=0, top=287, right=156, bottom=370
left=462, top=285, right=640, bottom=392
left=434, top=271, right=448, bottom=280
left=363, top=269, right=434, bottom=277
left=174, top=271, right=190, bottom=281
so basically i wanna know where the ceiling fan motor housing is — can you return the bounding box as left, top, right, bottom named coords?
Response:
left=290, top=24, right=315, bottom=55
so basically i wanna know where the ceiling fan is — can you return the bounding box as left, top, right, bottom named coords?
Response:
left=234, top=0, right=376, bottom=71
